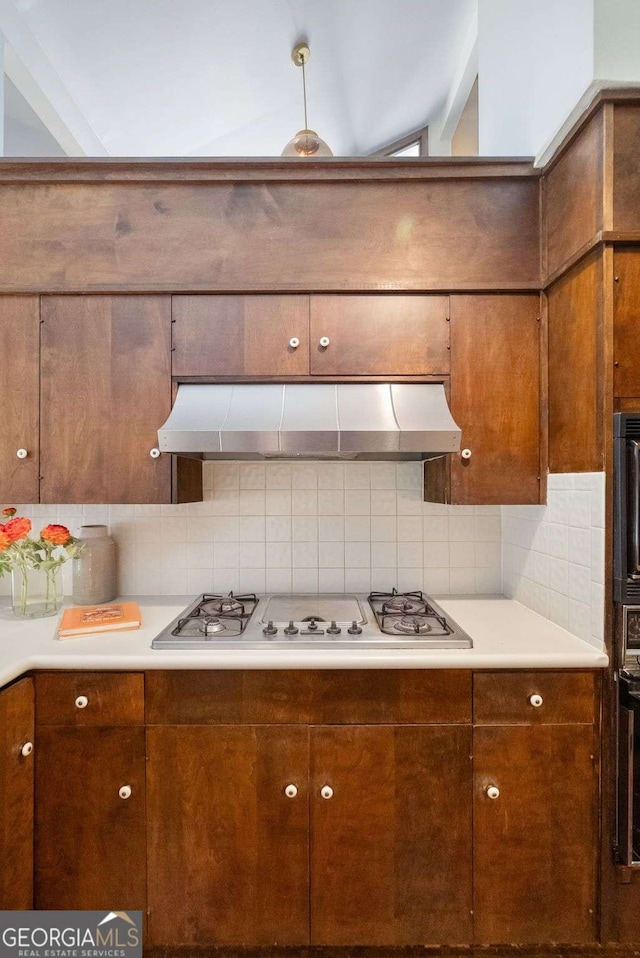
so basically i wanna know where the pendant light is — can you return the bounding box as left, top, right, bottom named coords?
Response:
left=282, top=43, right=333, bottom=157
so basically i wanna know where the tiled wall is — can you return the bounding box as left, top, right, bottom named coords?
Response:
left=0, top=461, right=502, bottom=598
left=501, top=473, right=605, bottom=648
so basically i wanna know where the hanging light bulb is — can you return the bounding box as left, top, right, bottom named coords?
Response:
left=282, top=43, right=333, bottom=157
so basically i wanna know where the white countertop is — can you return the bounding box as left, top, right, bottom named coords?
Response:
left=0, top=594, right=608, bottom=686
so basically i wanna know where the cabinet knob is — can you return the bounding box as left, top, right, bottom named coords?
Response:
left=288, top=337, right=300, bottom=349
left=119, top=785, right=132, bottom=800
left=319, top=336, right=330, bottom=348
left=486, top=785, right=500, bottom=800
left=461, top=448, right=472, bottom=460
left=529, top=693, right=544, bottom=708
left=16, top=448, right=28, bottom=459
left=75, top=695, right=89, bottom=709
left=149, top=448, right=161, bottom=459
left=284, top=783, right=298, bottom=798
left=20, top=741, right=33, bottom=757
left=320, top=784, right=334, bottom=800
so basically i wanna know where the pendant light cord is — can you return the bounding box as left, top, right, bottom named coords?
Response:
left=301, top=57, right=309, bottom=130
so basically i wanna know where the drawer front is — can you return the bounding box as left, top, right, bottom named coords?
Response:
left=35, top=673, right=144, bottom=726
left=473, top=671, right=598, bottom=726
left=146, top=670, right=472, bottom=725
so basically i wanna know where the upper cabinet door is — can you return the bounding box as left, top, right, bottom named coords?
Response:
left=309, top=295, right=450, bottom=375
left=450, top=295, right=541, bottom=505
left=40, top=296, right=172, bottom=503
left=614, top=247, right=640, bottom=397
left=172, top=295, right=310, bottom=376
left=0, top=297, right=40, bottom=504
left=0, top=678, right=34, bottom=909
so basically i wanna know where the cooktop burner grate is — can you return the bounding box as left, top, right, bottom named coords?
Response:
left=369, top=589, right=452, bottom=637
left=171, top=592, right=258, bottom=638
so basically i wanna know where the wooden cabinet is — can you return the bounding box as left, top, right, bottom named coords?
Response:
left=147, top=725, right=310, bottom=946
left=145, top=670, right=472, bottom=947
left=172, top=294, right=310, bottom=377
left=172, top=293, right=450, bottom=379
left=35, top=725, right=146, bottom=911
left=474, top=724, right=598, bottom=944
left=0, top=678, right=34, bottom=909
left=473, top=672, right=599, bottom=945
left=309, top=295, right=450, bottom=375
left=614, top=247, right=640, bottom=397
left=25, top=667, right=599, bottom=947
left=310, top=724, right=472, bottom=945
left=425, top=294, right=541, bottom=505
left=450, top=294, right=541, bottom=504
left=34, top=672, right=146, bottom=911
left=0, top=297, right=40, bottom=503
left=40, top=295, right=181, bottom=504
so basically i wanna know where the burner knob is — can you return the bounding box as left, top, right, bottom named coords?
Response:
left=263, top=620, right=277, bottom=636
left=284, top=620, right=299, bottom=636
left=307, top=618, right=319, bottom=631
left=327, top=620, right=341, bottom=635
left=347, top=620, right=362, bottom=635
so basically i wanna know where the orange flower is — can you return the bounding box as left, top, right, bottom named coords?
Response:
left=41, top=524, right=71, bottom=547
left=0, top=529, right=10, bottom=553
left=3, top=516, right=31, bottom=541
left=2, top=507, right=16, bottom=517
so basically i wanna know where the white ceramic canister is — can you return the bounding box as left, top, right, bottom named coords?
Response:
left=72, top=525, right=117, bottom=605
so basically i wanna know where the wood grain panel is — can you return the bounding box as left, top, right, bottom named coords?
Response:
left=35, top=726, right=146, bottom=911
left=309, top=295, right=449, bottom=375
left=0, top=297, right=40, bottom=503
left=0, top=678, right=34, bottom=909
left=474, top=671, right=597, bottom=725
left=474, top=725, right=598, bottom=944
left=173, top=295, right=310, bottom=376
left=310, top=725, right=472, bottom=945
left=35, top=672, right=144, bottom=726
left=450, top=295, right=541, bottom=505
left=144, top=670, right=471, bottom=725
left=40, top=295, right=172, bottom=503
left=544, top=111, right=603, bottom=280
left=613, top=247, right=640, bottom=396
left=0, top=180, right=540, bottom=292
left=548, top=252, right=602, bottom=472
left=147, top=725, right=309, bottom=945
left=613, top=104, right=640, bottom=232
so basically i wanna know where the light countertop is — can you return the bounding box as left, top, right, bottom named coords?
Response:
left=0, top=594, right=608, bottom=687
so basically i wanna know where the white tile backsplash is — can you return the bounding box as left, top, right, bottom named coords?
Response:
left=5, top=466, right=604, bottom=647
left=1, top=461, right=502, bottom=600
left=501, top=473, right=605, bottom=649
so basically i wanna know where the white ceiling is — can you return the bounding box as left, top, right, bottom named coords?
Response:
left=2, top=0, right=476, bottom=157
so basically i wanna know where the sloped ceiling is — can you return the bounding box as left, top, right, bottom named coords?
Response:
left=4, top=0, right=476, bottom=156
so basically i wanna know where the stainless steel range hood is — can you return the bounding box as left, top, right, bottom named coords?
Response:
left=158, top=383, right=461, bottom=460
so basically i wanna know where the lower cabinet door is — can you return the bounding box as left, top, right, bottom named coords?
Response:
left=473, top=725, right=598, bottom=944
left=0, top=678, right=34, bottom=909
left=147, top=725, right=310, bottom=946
left=310, top=725, right=473, bottom=946
left=35, top=727, right=146, bottom=911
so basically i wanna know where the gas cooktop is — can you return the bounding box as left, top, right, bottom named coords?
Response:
left=151, top=590, right=472, bottom=650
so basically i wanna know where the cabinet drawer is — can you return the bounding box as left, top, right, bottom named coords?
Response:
left=473, top=671, right=597, bottom=725
left=35, top=673, right=144, bottom=726
left=146, top=670, right=472, bottom=725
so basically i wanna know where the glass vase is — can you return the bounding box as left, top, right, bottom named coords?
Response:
left=11, top=565, right=63, bottom=618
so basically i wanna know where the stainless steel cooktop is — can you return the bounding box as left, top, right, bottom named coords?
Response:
left=151, top=590, right=472, bottom=650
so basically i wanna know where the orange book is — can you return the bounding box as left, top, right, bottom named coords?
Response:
left=57, top=602, right=141, bottom=638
